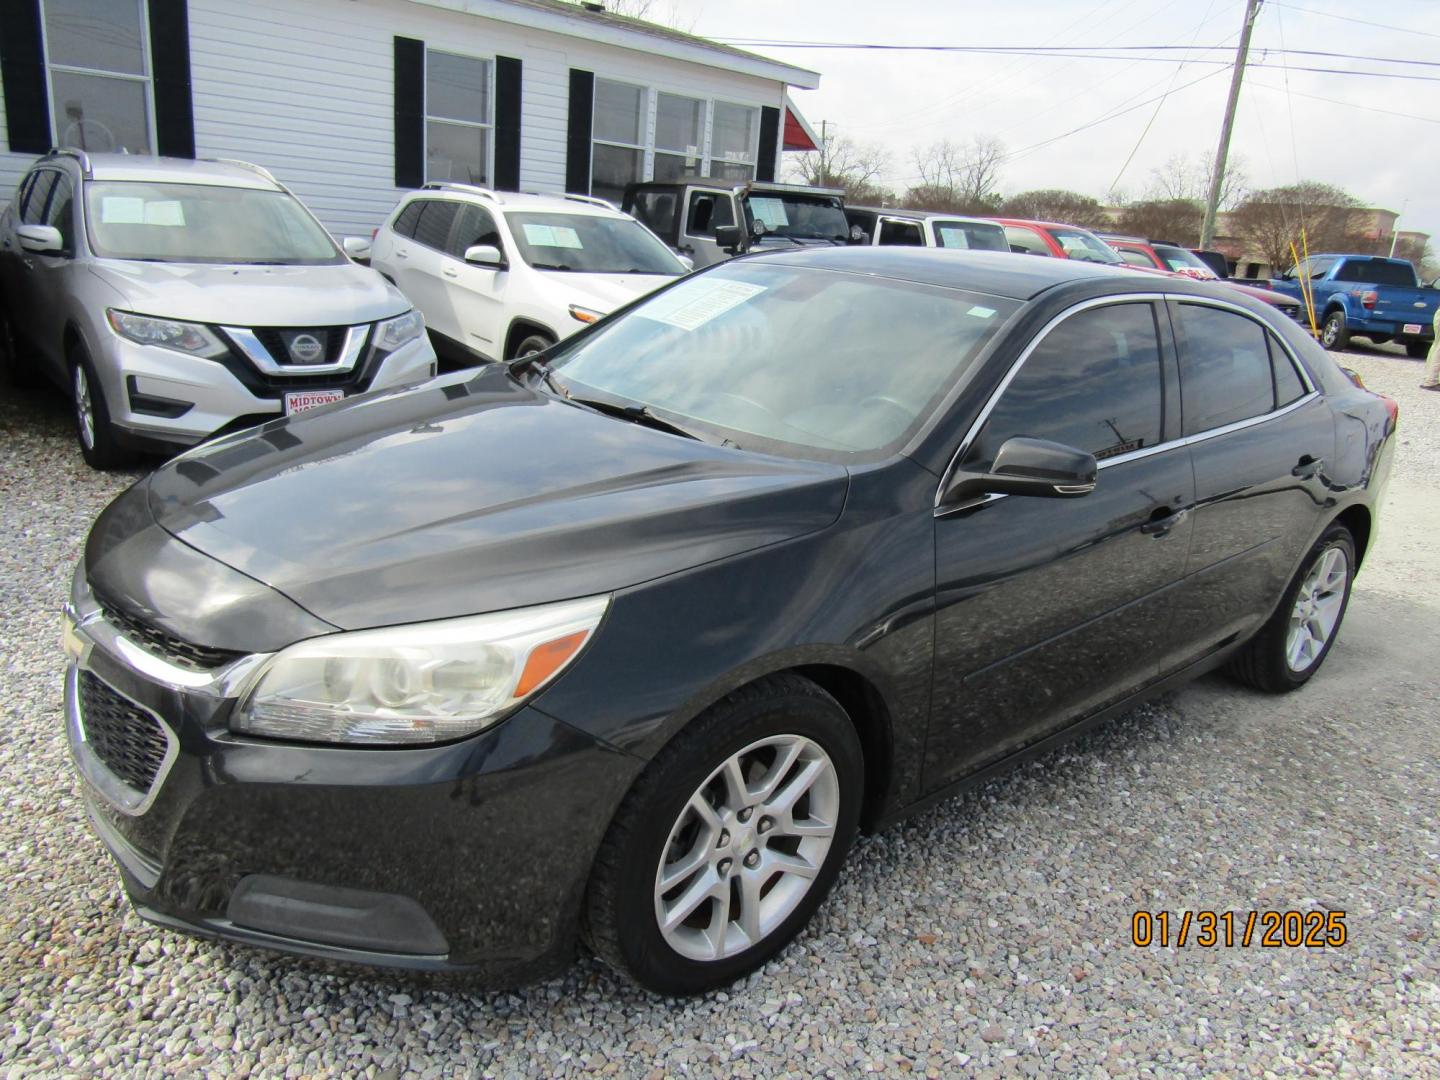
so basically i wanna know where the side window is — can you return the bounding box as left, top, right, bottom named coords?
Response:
left=686, top=191, right=734, bottom=237
left=413, top=200, right=460, bottom=250
left=1004, top=225, right=1050, bottom=256
left=877, top=219, right=924, bottom=246
left=1297, top=256, right=1335, bottom=279
left=1269, top=334, right=1307, bottom=407
left=1117, top=248, right=1155, bottom=268
left=392, top=201, right=424, bottom=238
left=964, top=303, right=1165, bottom=471
left=44, top=174, right=75, bottom=251
left=13, top=174, right=37, bottom=221
left=630, top=191, right=678, bottom=240
left=21, top=171, right=59, bottom=225
left=845, top=210, right=877, bottom=243
left=448, top=204, right=501, bottom=257
left=1174, top=304, right=1276, bottom=434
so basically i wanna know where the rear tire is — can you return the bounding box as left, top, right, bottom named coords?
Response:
left=69, top=347, right=137, bottom=471
left=1320, top=310, right=1350, bottom=352
left=1227, top=525, right=1356, bottom=693
left=584, top=674, right=863, bottom=995
left=1406, top=341, right=1429, bottom=360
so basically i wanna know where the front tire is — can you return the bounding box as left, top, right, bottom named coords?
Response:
left=1227, top=525, right=1356, bottom=693
left=70, top=348, right=137, bottom=470
left=1406, top=341, right=1430, bottom=360
left=1320, top=310, right=1350, bottom=351
left=584, top=674, right=863, bottom=995
left=511, top=332, right=555, bottom=360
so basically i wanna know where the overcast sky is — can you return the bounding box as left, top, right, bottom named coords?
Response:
left=671, top=0, right=1439, bottom=243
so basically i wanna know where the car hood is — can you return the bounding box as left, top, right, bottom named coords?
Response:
left=145, top=366, right=848, bottom=631
left=536, top=270, right=679, bottom=314
left=87, top=260, right=411, bottom=326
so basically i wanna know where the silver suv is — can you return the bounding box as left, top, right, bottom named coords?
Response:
left=0, top=151, right=435, bottom=468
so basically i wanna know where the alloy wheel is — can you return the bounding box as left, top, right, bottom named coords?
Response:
left=1286, top=546, right=1349, bottom=672
left=654, top=734, right=840, bottom=962
left=74, top=365, right=96, bottom=450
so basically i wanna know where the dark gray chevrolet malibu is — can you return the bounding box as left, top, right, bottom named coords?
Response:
left=63, top=248, right=1394, bottom=994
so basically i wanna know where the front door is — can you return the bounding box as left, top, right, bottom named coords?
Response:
left=440, top=202, right=509, bottom=361
left=925, top=299, right=1195, bottom=790
left=680, top=187, right=735, bottom=267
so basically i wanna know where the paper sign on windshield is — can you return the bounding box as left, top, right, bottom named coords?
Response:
left=938, top=227, right=970, bottom=249
left=638, top=279, right=766, bottom=332
left=100, top=197, right=185, bottom=226
left=747, top=197, right=789, bottom=230
left=522, top=223, right=584, bottom=249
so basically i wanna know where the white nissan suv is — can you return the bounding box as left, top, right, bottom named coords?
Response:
left=370, top=185, right=687, bottom=365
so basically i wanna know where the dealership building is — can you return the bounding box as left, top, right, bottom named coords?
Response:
left=0, top=0, right=821, bottom=238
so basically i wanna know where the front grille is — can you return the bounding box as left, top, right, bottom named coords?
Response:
left=78, top=671, right=170, bottom=794
left=96, top=596, right=243, bottom=670
left=253, top=326, right=349, bottom=367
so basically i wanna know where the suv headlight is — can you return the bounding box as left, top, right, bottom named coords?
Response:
left=107, top=310, right=228, bottom=358
left=234, top=595, right=608, bottom=745
left=372, top=309, right=425, bottom=357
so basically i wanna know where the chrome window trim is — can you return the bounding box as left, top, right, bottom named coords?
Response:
left=223, top=324, right=369, bottom=377
left=933, top=291, right=1323, bottom=515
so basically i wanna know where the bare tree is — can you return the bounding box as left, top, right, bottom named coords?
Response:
left=1229, top=182, right=1360, bottom=270
left=904, top=137, right=1005, bottom=214
left=1118, top=198, right=1205, bottom=245
left=1149, top=152, right=1248, bottom=211
left=591, top=0, right=697, bottom=31
left=786, top=132, right=892, bottom=205
left=999, top=189, right=1111, bottom=230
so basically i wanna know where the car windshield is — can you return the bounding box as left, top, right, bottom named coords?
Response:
left=544, top=262, right=1019, bottom=459
left=507, top=212, right=683, bottom=275
left=1053, top=229, right=1123, bottom=264
left=744, top=193, right=849, bottom=242
left=84, top=181, right=342, bottom=264
left=1154, top=245, right=1218, bottom=277
left=933, top=221, right=1009, bottom=252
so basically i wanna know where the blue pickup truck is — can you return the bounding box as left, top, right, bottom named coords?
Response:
left=1268, top=254, right=1437, bottom=357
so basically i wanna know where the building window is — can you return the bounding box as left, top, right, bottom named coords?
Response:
left=589, top=79, right=761, bottom=203
left=426, top=49, right=492, bottom=185
left=42, top=0, right=154, bottom=154
left=591, top=78, right=646, bottom=205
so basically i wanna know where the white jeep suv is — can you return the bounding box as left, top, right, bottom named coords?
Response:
left=370, top=185, right=686, bottom=364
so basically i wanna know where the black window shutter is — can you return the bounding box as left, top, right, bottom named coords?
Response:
left=757, top=105, right=780, bottom=182
left=147, top=0, right=194, bottom=157
left=565, top=68, right=594, bottom=195
left=0, top=0, right=51, bottom=154
left=394, top=36, right=425, bottom=189
left=494, top=55, right=521, bottom=191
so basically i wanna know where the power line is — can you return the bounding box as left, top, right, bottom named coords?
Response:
left=1265, top=0, right=1440, bottom=39
left=1246, top=80, right=1440, bottom=125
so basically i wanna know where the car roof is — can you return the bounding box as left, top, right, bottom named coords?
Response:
left=77, top=153, right=281, bottom=189
left=403, top=186, right=631, bottom=218
left=752, top=246, right=1146, bottom=300
left=847, top=206, right=1003, bottom=224
left=993, top=218, right=1104, bottom=232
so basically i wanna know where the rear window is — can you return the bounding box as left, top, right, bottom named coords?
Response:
left=933, top=221, right=1008, bottom=252
left=392, top=201, right=424, bottom=238
left=1332, top=259, right=1417, bottom=287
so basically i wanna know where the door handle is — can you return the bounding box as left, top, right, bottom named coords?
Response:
left=1291, top=454, right=1324, bottom=479
left=442, top=267, right=458, bottom=279
left=1140, top=506, right=1189, bottom=537
left=395, top=249, right=409, bottom=260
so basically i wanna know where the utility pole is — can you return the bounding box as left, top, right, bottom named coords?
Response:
left=1200, top=0, right=1263, bottom=248
left=819, top=119, right=829, bottom=184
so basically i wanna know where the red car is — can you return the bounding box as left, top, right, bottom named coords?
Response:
left=996, top=220, right=1305, bottom=323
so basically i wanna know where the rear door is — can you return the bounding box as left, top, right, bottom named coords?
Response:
left=401, top=199, right=462, bottom=344
left=1164, top=298, right=1335, bottom=656
left=926, top=298, right=1195, bottom=789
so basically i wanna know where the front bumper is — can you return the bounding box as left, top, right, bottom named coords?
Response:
left=98, top=332, right=437, bottom=448
left=61, top=580, right=643, bottom=980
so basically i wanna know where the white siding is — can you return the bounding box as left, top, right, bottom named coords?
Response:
left=0, top=0, right=787, bottom=236
left=0, top=76, right=22, bottom=210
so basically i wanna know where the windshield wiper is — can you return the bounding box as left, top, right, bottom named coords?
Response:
left=568, top=397, right=705, bottom=441
left=508, top=353, right=569, bottom=397
left=529, top=262, right=574, bottom=271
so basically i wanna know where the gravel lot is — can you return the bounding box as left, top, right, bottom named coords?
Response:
left=2, top=345, right=1438, bottom=1078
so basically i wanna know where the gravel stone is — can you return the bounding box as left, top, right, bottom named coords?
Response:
left=1, top=341, right=1438, bottom=1076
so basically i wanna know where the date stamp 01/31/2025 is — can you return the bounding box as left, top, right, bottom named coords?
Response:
left=1131, top=910, right=1348, bottom=948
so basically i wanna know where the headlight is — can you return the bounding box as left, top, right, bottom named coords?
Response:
left=233, top=595, right=608, bottom=745
left=107, top=310, right=228, bottom=358
left=373, top=309, right=425, bottom=354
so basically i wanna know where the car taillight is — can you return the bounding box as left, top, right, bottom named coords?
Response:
left=1360, top=290, right=1378, bottom=310
left=372, top=228, right=379, bottom=240
left=1380, top=393, right=1399, bottom=429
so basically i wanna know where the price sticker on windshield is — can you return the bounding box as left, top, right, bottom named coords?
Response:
left=638, top=279, right=767, bottom=332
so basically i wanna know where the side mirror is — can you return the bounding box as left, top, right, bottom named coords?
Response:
left=18, top=224, right=64, bottom=254
left=342, top=236, right=372, bottom=261
left=464, top=244, right=506, bottom=268
left=939, top=436, right=1098, bottom=506
left=713, top=225, right=745, bottom=254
